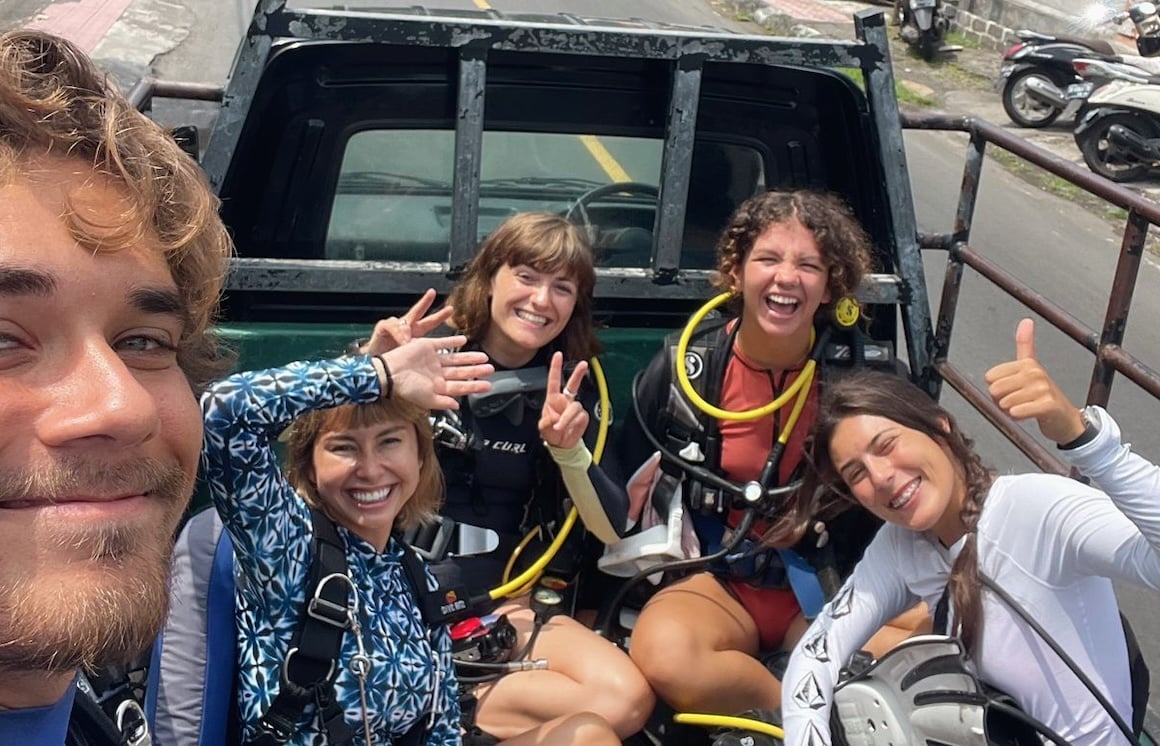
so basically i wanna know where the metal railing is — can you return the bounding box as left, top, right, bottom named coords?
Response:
left=902, top=111, right=1160, bottom=475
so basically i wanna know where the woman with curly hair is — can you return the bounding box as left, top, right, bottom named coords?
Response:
left=619, top=189, right=923, bottom=738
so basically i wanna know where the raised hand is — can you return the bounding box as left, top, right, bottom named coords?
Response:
left=362, top=289, right=456, bottom=355
left=380, top=335, right=493, bottom=410
left=539, top=351, right=590, bottom=449
left=984, top=318, right=1086, bottom=444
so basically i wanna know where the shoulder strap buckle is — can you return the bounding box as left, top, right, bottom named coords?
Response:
left=307, top=572, right=358, bottom=628
left=114, top=699, right=152, bottom=746
left=403, top=515, right=457, bottom=561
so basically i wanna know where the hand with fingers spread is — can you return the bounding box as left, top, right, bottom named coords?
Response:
left=539, top=351, right=591, bottom=449
left=379, top=335, right=493, bottom=410
left=362, top=288, right=457, bottom=355
left=984, top=318, right=1086, bottom=444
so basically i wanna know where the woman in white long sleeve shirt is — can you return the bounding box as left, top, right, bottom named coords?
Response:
left=777, top=367, right=1159, bottom=746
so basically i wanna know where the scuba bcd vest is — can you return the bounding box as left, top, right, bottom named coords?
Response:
left=604, top=315, right=895, bottom=616
left=147, top=508, right=446, bottom=746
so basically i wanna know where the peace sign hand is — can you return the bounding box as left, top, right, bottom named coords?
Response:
left=539, top=352, right=590, bottom=450
left=362, top=289, right=456, bottom=356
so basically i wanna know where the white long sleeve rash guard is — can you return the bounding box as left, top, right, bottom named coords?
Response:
left=781, top=406, right=1160, bottom=746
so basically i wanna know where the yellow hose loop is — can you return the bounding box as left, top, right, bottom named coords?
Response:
left=489, top=507, right=578, bottom=600
left=673, top=713, right=785, bottom=740
left=488, top=356, right=611, bottom=601
left=502, top=526, right=542, bottom=585
left=675, top=292, right=816, bottom=422
left=778, top=365, right=815, bottom=446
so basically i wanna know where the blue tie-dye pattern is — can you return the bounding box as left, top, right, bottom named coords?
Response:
left=201, top=357, right=461, bottom=745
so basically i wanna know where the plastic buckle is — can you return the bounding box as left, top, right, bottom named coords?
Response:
left=307, top=572, right=358, bottom=628
left=115, top=699, right=152, bottom=746
left=404, top=515, right=457, bottom=562
left=281, top=646, right=337, bottom=687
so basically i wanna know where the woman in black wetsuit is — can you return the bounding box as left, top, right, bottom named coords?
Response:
left=366, top=212, right=653, bottom=746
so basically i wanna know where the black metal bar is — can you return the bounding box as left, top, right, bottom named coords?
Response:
left=855, top=9, right=936, bottom=397
left=225, top=260, right=905, bottom=302
left=916, top=232, right=953, bottom=251
left=652, top=55, right=703, bottom=283
left=449, top=48, right=487, bottom=275
left=1086, top=209, right=1149, bottom=407
left=201, top=7, right=276, bottom=192
left=936, top=362, right=1069, bottom=476
left=902, top=112, right=1160, bottom=224
left=932, top=131, right=986, bottom=365
left=257, top=6, right=873, bottom=69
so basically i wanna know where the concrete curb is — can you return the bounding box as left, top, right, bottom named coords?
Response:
left=727, top=0, right=795, bottom=33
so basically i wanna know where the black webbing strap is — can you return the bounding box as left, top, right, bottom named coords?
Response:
left=248, top=509, right=354, bottom=746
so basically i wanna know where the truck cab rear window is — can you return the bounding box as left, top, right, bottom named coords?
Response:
left=326, top=129, right=764, bottom=270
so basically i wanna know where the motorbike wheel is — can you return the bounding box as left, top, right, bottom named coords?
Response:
left=1001, top=67, right=1065, bottom=128
left=1077, top=111, right=1154, bottom=183
left=918, top=32, right=938, bottom=61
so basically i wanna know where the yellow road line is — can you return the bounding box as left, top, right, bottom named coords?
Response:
left=472, top=0, right=491, bottom=8
left=578, top=134, right=632, bottom=182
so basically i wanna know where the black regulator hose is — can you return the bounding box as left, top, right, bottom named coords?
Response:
left=627, top=371, right=804, bottom=506
left=598, top=508, right=757, bottom=639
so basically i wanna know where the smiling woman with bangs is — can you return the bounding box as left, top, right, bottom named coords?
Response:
left=363, top=212, right=654, bottom=746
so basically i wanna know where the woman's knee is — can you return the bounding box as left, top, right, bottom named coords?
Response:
left=584, top=659, right=655, bottom=735
left=629, top=612, right=705, bottom=697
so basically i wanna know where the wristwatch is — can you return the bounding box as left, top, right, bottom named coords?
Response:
left=1058, top=407, right=1099, bottom=451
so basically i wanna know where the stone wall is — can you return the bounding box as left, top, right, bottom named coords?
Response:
left=944, top=0, right=1017, bottom=51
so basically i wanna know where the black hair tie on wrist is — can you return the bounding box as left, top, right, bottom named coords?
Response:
left=377, top=353, right=394, bottom=399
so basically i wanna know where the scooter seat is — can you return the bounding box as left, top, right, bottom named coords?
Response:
left=1054, top=35, right=1116, bottom=55
left=1016, top=30, right=1116, bottom=55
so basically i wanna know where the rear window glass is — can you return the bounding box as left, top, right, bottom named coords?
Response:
left=326, top=130, right=764, bottom=269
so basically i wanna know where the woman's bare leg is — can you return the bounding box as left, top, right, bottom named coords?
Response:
left=473, top=596, right=654, bottom=739
left=629, top=572, right=779, bottom=714
left=497, top=712, right=621, bottom=746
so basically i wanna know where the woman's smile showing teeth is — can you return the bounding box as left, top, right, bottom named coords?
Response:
left=515, top=309, right=549, bottom=326
left=764, top=293, right=800, bottom=316
left=890, top=478, right=920, bottom=510
left=349, top=486, right=393, bottom=505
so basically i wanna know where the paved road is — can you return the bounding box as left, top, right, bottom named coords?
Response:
left=8, top=0, right=1160, bottom=730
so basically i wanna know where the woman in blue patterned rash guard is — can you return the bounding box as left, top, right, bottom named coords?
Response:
left=200, top=335, right=493, bottom=745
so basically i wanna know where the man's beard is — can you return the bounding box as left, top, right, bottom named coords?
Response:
left=0, top=458, right=191, bottom=674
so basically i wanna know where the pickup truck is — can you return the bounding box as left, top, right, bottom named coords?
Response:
left=134, top=0, right=1160, bottom=742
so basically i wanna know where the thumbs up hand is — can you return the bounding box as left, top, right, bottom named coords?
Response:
left=984, top=318, right=1087, bottom=444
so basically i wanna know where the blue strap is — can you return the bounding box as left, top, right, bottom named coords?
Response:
left=144, top=632, right=162, bottom=726
left=691, top=512, right=826, bottom=618
left=776, top=548, right=826, bottom=620
left=200, top=529, right=238, bottom=746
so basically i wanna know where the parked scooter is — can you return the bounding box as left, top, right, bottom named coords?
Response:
left=894, top=0, right=951, bottom=61
left=999, top=15, right=1126, bottom=127
left=1074, top=2, right=1160, bottom=181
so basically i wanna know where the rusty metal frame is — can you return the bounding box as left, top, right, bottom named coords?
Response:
left=902, top=111, right=1160, bottom=474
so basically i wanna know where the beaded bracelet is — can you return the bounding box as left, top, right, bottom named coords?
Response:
left=376, top=353, right=394, bottom=399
